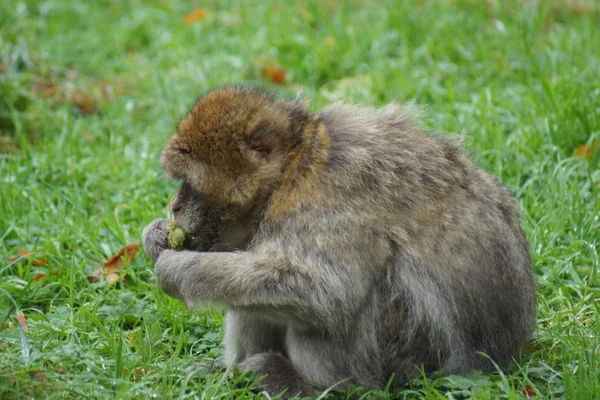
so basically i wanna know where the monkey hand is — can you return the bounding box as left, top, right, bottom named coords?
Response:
left=153, top=250, right=194, bottom=301
left=142, top=218, right=171, bottom=263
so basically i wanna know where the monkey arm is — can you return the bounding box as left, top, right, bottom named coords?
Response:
left=154, top=249, right=374, bottom=333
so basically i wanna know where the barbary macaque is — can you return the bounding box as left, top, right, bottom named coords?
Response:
left=142, top=85, right=536, bottom=398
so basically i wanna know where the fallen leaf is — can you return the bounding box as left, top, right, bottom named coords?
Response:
left=16, top=314, right=28, bottom=332
left=71, top=89, right=97, bottom=115
left=29, top=371, right=47, bottom=380
left=103, top=242, right=141, bottom=272
left=32, top=258, right=48, bottom=267
left=88, top=242, right=140, bottom=285
left=522, top=386, right=536, bottom=397
left=105, top=272, right=120, bottom=284
left=524, top=338, right=541, bottom=353
left=575, top=141, right=597, bottom=159
left=87, top=268, right=126, bottom=284
left=260, top=65, right=286, bottom=84
left=8, top=248, right=48, bottom=266
left=32, top=81, right=61, bottom=99
left=34, top=270, right=59, bottom=281
left=87, top=268, right=103, bottom=283
left=184, top=8, right=206, bottom=24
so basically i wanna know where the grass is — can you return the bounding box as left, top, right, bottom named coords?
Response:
left=0, top=0, right=598, bottom=398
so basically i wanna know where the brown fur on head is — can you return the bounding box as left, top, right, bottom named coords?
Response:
left=161, top=85, right=309, bottom=207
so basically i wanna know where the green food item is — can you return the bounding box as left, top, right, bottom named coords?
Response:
left=167, top=221, right=188, bottom=251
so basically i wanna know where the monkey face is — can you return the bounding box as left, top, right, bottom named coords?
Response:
left=160, top=86, right=307, bottom=251
left=168, top=181, right=255, bottom=251
left=160, top=86, right=297, bottom=209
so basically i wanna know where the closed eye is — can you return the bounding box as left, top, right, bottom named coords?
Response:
left=175, top=147, right=191, bottom=155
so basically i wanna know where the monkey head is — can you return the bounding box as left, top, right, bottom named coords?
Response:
left=160, top=86, right=309, bottom=250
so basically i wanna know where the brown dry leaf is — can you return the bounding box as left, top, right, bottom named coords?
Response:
left=34, top=270, right=59, bottom=281
left=71, top=90, right=97, bottom=115
left=29, top=371, right=47, bottom=380
left=524, top=338, right=542, bottom=353
left=18, top=248, right=32, bottom=256
left=260, top=65, right=286, bottom=84
left=103, top=242, right=141, bottom=272
left=87, top=268, right=103, bottom=283
left=0, top=62, right=6, bottom=74
left=8, top=248, right=48, bottom=266
left=32, top=81, right=61, bottom=99
left=184, top=8, right=206, bottom=24
left=574, top=141, right=597, bottom=159
left=522, top=386, right=537, bottom=397
left=105, top=272, right=120, bottom=284
left=32, top=258, right=48, bottom=267
left=16, top=314, right=28, bottom=332
left=87, top=268, right=126, bottom=284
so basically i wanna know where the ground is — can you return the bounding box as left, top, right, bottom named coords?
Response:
left=0, top=0, right=599, bottom=399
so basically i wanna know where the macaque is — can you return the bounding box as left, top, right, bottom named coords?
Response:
left=142, top=85, right=536, bottom=398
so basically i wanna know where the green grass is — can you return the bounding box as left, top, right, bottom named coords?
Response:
left=1, top=0, right=599, bottom=398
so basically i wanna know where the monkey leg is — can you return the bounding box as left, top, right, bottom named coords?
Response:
left=223, top=308, right=287, bottom=365
left=239, top=352, right=315, bottom=399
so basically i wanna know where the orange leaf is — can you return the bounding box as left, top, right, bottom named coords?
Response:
left=34, top=270, right=59, bottom=281
left=103, top=242, right=141, bottom=272
left=575, top=141, right=597, bottom=159
left=9, top=248, right=48, bottom=266
left=16, top=314, right=28, bottom=332
left=32, top=257, right=49, bottom=267
left=260, top=65, right=286, bottom=84
left=524, top=338, right=541, bottom=353
left=522, top=386, right=536, bottom=397
left=71, top=89, right=97, bottom=115
left=184, top=8, right=206, bottom=24
left=34, top=273, right=46, bottom=281
left=18, top=248, right=32, bottom=256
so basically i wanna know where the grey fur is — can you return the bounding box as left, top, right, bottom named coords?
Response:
left=142, top=86, right=537, bottom=398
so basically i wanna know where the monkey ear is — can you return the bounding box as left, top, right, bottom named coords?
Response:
left=246, top=123, right=283, bottom=163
